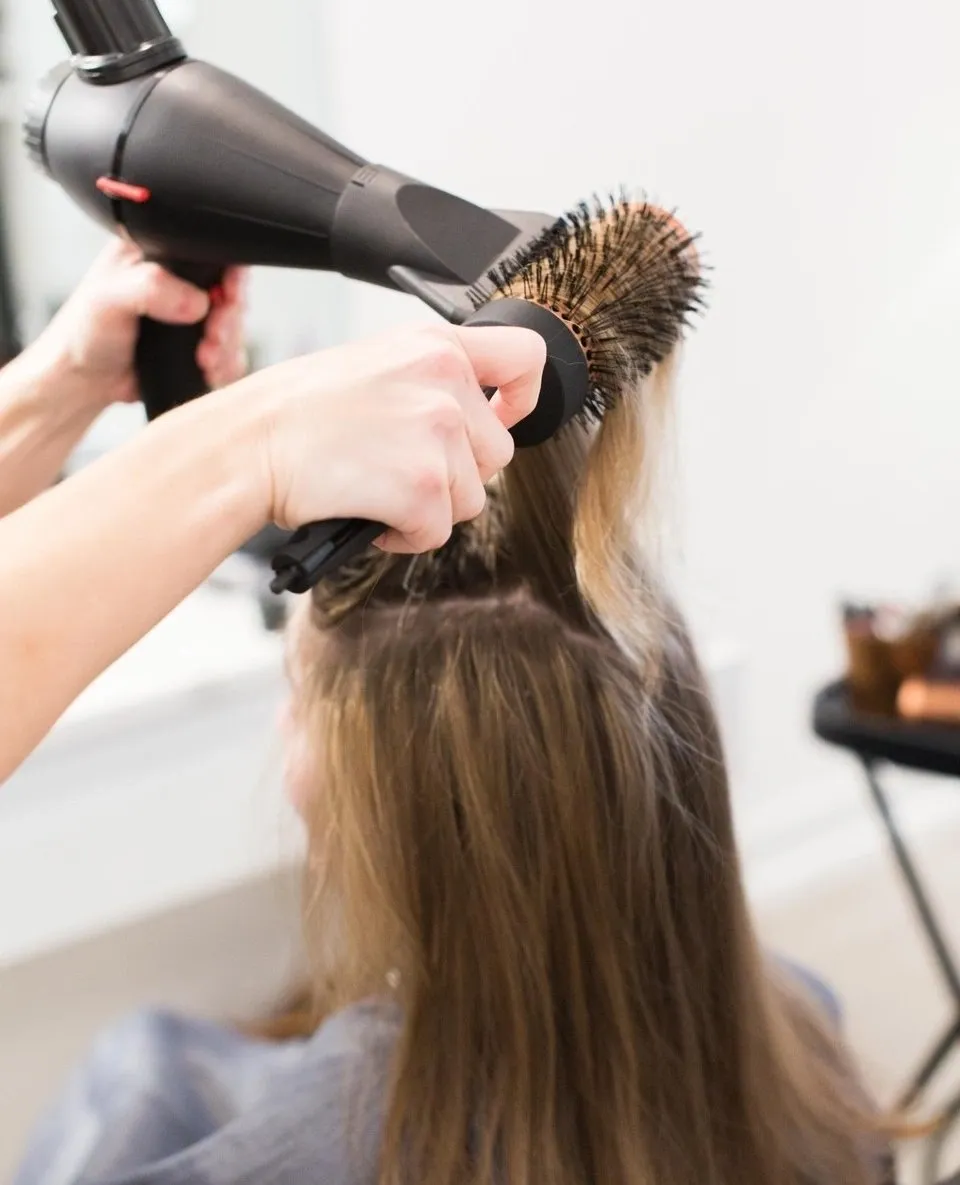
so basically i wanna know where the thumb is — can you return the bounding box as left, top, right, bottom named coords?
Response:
left=118, top=261, right=211, bottom=325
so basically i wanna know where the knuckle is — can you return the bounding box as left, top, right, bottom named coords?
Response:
left=140, top=266, right=175, bottom=311
left=411, top=460, right=448, bottom=502
left=141, top=262, right=168, bottom=293
left=425, top=392, right=465, bottom=437
left=420, top=520, right=453, bottom=551
left=397, top=504, right=450, bottom=554
left=459, top=483, right=487, bottom=522
left=491, top=425, right=515, bottom=470
left=476, top=429, right=514, bottom=484
left=419, top=332, right=469, bottom=385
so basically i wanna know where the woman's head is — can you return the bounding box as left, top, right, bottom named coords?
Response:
left=282, top=361, right=883, bottom=1185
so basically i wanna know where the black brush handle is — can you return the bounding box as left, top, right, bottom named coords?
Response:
left=135, top=260, right=225, bottom=421
left=270, top=518, right=386, bottom=594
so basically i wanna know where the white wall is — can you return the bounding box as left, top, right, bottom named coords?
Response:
left=314, top=0, right=960, bottom=821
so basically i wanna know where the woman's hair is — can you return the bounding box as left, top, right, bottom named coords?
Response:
left=277, top=358, right=891, bottom=1185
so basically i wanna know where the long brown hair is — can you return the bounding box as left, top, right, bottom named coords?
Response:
left=279, top=358, right=890, bottom=1185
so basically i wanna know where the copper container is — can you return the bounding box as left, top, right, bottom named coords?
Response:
left=889, top=626, right=940, bottom=682
left=843, top=613, right=940, bottom=716
left=844, top=623, right=901, bottom=714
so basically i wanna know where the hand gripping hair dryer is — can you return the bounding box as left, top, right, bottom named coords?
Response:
left=24, top=0, right=588, bottom=590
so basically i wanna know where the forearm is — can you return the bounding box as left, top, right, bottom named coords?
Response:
left=0, top=350, right=105, bottom=516
left=0, top=385, right=266, bottom=782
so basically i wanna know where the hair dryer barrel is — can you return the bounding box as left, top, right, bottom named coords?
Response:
left=31, top=57, right=523, bottom=287
left=31, top=60, right=368, bottom=271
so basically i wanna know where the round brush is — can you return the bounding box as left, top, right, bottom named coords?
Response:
left=270, top=195, right=705, bottom=594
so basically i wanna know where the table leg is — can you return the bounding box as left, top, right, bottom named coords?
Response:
left=861, top=758, right=960, bottom=1105
left=862, top=759, right=960, bottom=1008
left=922, top=1084, right=960, bottom=1185
left=901, top=1016, right=960, bottom=1109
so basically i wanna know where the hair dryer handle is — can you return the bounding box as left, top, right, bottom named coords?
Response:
left=135, top=260, right=225, bottom=421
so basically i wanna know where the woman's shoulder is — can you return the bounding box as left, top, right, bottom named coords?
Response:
left=304, top=997, right=403, bottom=1062
left=13, top=1000, right=401, bottom=1185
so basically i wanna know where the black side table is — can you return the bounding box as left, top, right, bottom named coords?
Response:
left=814, top=681, right=960, bottom=1183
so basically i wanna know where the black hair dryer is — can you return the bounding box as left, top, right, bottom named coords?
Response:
left=25, top=0, right=568, bottom=592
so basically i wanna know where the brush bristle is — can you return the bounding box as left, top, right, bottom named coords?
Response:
left=467, top=191, right=706, bottom=425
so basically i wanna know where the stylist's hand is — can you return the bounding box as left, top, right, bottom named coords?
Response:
left=245, top=323, right=545, bottom=553
left=33, top=239, right=248, bottom=410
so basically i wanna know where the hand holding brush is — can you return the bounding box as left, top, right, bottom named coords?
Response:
left=271, top=197, right=705, bottom=593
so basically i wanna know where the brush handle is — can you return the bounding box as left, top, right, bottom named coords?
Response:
left=270, top=518, right=386, bottom=594
left=135, top=260, right=225, bottom=421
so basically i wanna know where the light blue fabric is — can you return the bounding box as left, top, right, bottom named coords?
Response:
left=13, top=963, right=846, bottom=1185
left=13, top=1001, right=400, bottom=1185
left=775, top=955, right=843, bottom=1028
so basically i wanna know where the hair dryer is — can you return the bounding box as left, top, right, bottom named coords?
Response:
left=25, top=0, right=588, bottom=590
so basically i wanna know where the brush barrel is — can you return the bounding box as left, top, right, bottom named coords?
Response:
left=462, top=299, right=589, bottom=448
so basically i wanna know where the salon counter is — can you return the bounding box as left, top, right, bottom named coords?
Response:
left=0, top=581, right=302, bottom=971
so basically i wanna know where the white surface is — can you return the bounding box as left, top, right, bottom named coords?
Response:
left=54, top=585, right=280, bottom=726
left=0, top=733, right=300, bottom=970
left=740, top=764, right=960, bottom=910
left=0, top=587, right=299, bottom=969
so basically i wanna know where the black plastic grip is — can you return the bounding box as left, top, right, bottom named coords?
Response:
left=270, top=518, right=386, bottom=595
left=135, top=259, right=224, bottom=421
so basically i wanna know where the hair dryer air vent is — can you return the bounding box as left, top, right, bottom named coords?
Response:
left=23, top=62, right=72, bottom=173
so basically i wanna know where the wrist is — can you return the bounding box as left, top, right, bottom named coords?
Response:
left=2, top=341, right=112, bottom=433
left=156, top=379, right=273, bottom=543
